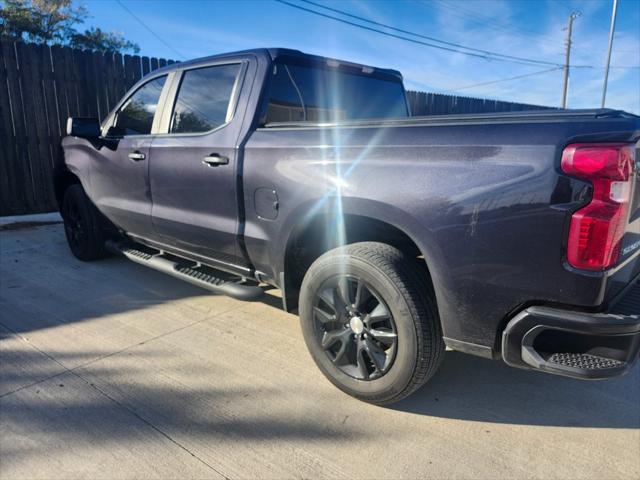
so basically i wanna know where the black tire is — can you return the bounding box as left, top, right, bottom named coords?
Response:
left=61, top=184, right=108, bottom=261
left=299, top=242, right=444, bottom=405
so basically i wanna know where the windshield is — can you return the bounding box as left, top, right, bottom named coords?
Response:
left=265, top=62, right=408, bottom=124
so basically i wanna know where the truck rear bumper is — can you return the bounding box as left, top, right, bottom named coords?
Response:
left=502, top=282, right=640, bottom=380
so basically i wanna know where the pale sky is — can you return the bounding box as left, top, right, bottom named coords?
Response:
left=83, top=0, right=640, bottom=112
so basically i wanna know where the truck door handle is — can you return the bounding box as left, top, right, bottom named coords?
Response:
left=128, top=151, right=146, bottom=161
left=202, top=154, right=229, bottom=167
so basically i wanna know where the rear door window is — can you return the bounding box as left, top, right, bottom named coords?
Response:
left=169, top=64, right=242, bottom=134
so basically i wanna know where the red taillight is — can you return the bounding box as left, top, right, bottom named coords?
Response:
left=561, top=143, right=636, bottom=271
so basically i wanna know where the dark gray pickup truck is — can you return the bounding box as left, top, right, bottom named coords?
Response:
left=57, top=48, right=639, bottom=404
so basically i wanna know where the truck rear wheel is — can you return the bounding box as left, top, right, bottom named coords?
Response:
left=61, top=184, right=108, bottom=261
left=299, top=242, right=444, bottom=405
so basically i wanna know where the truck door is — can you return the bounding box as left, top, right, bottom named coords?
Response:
left=89, top=74, right=169, bottom=238
left=149, top=61, right=249, bottom=267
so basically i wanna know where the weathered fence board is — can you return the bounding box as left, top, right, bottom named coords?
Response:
left=3, top=41, right=34, bottom=213
left=0, top=41, right=17, bottom=213
left=0, top=39, right=553, bottom=216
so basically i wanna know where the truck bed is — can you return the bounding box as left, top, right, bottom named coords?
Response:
left=263, top=108, right=638, bottom=129
left=246, top=107, right=640, bottom=353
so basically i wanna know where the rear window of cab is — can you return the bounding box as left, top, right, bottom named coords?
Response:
left=265, top=62, right=408, bottom=124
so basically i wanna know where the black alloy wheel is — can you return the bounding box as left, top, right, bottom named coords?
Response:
left=61, top=184, right=108, bottom=261
left=63, top=193, right=86, bottom=251
left=299, top=242, right=444, bottom=405
left=313, top=275, right=398, bottom=380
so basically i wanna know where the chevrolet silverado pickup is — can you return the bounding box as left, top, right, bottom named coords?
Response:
left=57, top=48, right=640, bottom=404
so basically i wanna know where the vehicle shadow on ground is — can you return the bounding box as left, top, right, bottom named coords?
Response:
left=0, top=347, right=359, bottom=475
left=0, top=224, right=285, bottom=336
left=391, top=350, right=640, bottom=428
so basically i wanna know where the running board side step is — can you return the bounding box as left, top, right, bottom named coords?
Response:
left=105, top=240, right=264, bottom=301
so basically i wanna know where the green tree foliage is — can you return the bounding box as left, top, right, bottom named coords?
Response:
left=0, top=0, right=139, bottom=53
left=0, top=0, right=84, bottom=43
left=69, top=27, right=139, bottom=53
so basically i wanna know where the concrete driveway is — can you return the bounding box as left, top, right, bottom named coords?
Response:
left=1, top=223, right=638, bottom=480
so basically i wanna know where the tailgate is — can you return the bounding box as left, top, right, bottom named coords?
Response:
left=608, top=142, right=640, bottom=303
left=610, top=280, right=640, bottom=315
left=620, top=143, right=640, bottom=263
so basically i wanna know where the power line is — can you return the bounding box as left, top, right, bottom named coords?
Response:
left=428, top=0, right=561, bottom=48
left=275, top=0, right=567, bottom=68
left=116, top=0, right=186, bottom=60
left=298, top=0, right=562, bottom=66
left=276, top=0, right=636, bottom=101
left=430, top=0, right=638, bottom=61
left=433, top=0, right=551, bottom=38
left=280, top=1, right=638, bottom=71
left=454, top=67, right=563, bottom=90
left=446, top=64, right=636, bottom=93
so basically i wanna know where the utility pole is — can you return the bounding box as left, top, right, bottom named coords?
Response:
left=561, top=12, right=580, bottom=109
left=601, top=0, right=619, bottom=108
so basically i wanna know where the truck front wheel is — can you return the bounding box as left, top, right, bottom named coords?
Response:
left=299, top=242, right=444, bottom=405
left=61, top=184, right=108, bottom=261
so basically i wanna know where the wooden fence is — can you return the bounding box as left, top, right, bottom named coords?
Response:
left=0, top=39, right=553, bottom=216
left=0, top=39, right=175, bottom=215
left=406, top=90, right=553, bottom=116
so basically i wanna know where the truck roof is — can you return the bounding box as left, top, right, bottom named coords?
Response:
left=152, top=47, right=404, bottom=81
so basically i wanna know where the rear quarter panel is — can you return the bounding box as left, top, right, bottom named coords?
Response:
left=243, top=117, right=639, bottom=350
